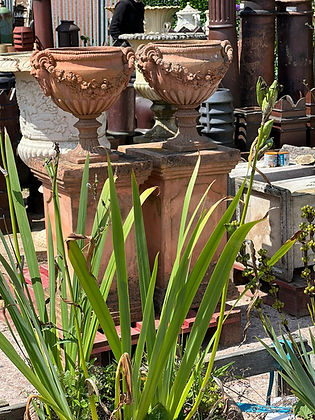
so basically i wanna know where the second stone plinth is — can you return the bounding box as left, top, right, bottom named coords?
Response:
left=119, top=143, right=240, bottom=310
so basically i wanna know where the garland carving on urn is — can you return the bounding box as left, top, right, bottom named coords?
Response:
left=135, top=40, right=233, bottom=151
left=30, top=48, right=135, bottom=117
left=137, top=40, right=232, bottom=103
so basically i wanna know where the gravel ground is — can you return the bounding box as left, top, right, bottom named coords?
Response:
left=0, top=291, right=314, bottom=418
left=217, top=294, right=315, bottom=419
left=0, top=319, right=36, bottom=405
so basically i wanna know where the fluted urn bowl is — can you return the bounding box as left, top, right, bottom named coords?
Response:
left=136, top=40, right=233, bottom=151
left=31, top=47, right=135, bottom=162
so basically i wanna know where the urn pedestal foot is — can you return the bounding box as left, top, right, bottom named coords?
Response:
left=63, top=145, right=119, bottom=164
left=63, top=118, right=119, bottom=164
left=162, top=136, right=217, bottom=152
left=134, top=123, right=175, bottom=144
left=162, top=108, right=217, bottom=152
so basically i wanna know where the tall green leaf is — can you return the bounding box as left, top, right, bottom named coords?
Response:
left=132, top=254, right=159, bottom=410
left=0, top=333, right=71, bottom=420
left=67, top=239, right=121, bottom=361
left=167, top=219, right=265, bottom=417
left=135, top=185, right=249, bottom=420
left=107, top=159, right=131, bottom=355
left=82, top=186, right=156, bottom=360
left=132, top=172, right=156, bottom=361
left=5, top=135, right=47, bottom=323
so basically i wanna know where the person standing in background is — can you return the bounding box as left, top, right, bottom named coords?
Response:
left=109, top=0, right=145, bottom=46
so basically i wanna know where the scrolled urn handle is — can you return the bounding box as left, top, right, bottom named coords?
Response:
left=121, top=46, right=136, bottom=71
left=30, top=49, right=57, bottom=74
left=221, top=40, right=233, bottom=64
left=30, top=50, right=56, bottom=97
left=136, top=43, right=163, bottom=68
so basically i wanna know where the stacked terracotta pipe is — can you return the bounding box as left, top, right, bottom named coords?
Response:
left=233, top=0, right=313, bottom=149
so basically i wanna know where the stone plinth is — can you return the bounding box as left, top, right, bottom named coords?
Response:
left=0, top=52, right=107, bottom=165
left=29, top=154, right=152, bottom=322
left=119, top=143, right=240, bottom=309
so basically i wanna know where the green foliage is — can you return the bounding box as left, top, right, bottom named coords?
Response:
left=298, top=204, right=315, bottom=321
left=294, top=400, right=314, bottom=419
left=240, top=77, right=279, bottom=226
left=68, top=135, right=294, bottom=419
left=258, top=200, right=315, bottom=418
left=0, top=136, right=154, bottom=419
left=179, top=365, right=229, bottom=419
left=142, top=0, right=208, bottom=14
left=59, top=369, right=92, bottom=419
left=178, top=0, right=208, bottom=13
left=59, top=362, right=117, bottom=419
left=259, top=326, right=315, bottom=417
left=0, top=77, right=297, bottom=419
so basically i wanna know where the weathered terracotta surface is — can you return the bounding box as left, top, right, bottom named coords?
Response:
left=30, top=155, right=152, bottom=322
left=136, top=40, right=232, bottom=151
left=30, top=47, right=135, bottom=162
left=119, top=142, right=240, bottom=306
left=208, top=0, right=240, bottom=106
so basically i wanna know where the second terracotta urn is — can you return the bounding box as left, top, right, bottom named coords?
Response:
left=136, top=40, right=233, bottom=151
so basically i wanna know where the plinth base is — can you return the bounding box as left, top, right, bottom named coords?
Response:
left=236, top=266, right=312, bottom=318
left=62, top=146, right=119, bottom=164
left=263, top=276, right=312, bottom=318
left=134, top=123, right=176, bottom=144
left=162, top=136, right=218, bottom=152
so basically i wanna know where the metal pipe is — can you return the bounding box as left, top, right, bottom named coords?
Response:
left=239, top=0, right=275, bottom=107
left=276, top=0, right=313, bottom=101
left=208, top=0, right=241, bottom=107
left=33, top=0, right=54, bottom=49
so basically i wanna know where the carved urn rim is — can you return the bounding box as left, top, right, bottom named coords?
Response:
left=44, top=46, right=128, bottom=60
left=143, top=39, right=225, bottom=52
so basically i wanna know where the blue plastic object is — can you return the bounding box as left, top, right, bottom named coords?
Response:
left=237, top=403, right=292, bottom=414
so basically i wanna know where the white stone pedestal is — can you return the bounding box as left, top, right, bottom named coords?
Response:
left=0, top=52, right=108, bottom=165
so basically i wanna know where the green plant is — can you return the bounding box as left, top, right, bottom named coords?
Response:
left=65, top=80, right=295, bottom=420
left=0, top=137, right=154, bottom=419
left=81, top=34, right=90, bottom=46
left=259, top=323, right=315, bottom=419
left=68, top=155, right=256, bottom=420
left=0, top=77, right=295, bottom=419
left=257, top=204, right=315, bottom=418
left=298, top=205, right=315, bottom=322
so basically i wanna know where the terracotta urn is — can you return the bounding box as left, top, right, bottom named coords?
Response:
left=30, top=46, right=135, bottom=163
left=136, top=40, right=233, bottom=151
